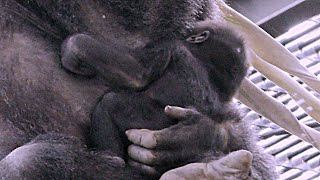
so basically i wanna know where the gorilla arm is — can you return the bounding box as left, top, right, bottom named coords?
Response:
left=61, top=34, right=171, bottom=90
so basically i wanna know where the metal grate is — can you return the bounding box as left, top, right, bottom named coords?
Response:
left=247, top=14, right=320, bottom=180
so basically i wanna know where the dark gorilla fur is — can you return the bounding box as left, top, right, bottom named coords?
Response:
left=0, top=0, right=277, bottom=179
left=61, top=21, right=276, bottom=179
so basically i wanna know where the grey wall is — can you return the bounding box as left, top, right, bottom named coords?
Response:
left=229, top=0, right=320, bottom=37
left=229, top=0, right=304, bottom=24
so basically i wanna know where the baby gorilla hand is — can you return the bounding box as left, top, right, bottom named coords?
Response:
left=126, top=106, right=221, bottom=176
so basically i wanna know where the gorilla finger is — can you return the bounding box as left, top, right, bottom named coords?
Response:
left=160, top=150, right=253, bottom=180
left=164, top=105, right=200, bottom=119
left=206, top=150, right=253, bottom=179
left=128, top=159, right=160, bottom=176
left=128, top=145, right=156, bottom=165
left=160, top=163, right=208, bottom=180
left=128, top=144, right=200, bottom=166
left=215, top=150, right=253, bottom=172
left=126, top=129, right=158, bottom=149
left=127, top=121, right=214, bottom=150
left=126, top=126, right=188, bottom=150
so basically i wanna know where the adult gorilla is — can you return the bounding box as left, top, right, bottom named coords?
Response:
left=0, top=0, right=274, bottom=179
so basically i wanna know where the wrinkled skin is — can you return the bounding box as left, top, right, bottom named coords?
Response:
left=160, top=149, right=253, bottom=180
left=0, top=0, right=277, bottom=179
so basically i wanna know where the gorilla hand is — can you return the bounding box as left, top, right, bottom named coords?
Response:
left=126, top=105, right=237, bottom=176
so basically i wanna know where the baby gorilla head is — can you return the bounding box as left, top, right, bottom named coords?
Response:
left=184, top=21, right=249, bottom=102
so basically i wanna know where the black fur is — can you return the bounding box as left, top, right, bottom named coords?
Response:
left=0, top=0, right=277, bottom=179
left=61, top=11, right=277, bottom=180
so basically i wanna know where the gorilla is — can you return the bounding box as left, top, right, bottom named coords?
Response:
left=0, top=0, right=277, bottom=179
left=60, top=20, right=247, bottom=170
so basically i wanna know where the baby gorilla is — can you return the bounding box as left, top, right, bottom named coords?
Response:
left=61, top=21, right=274, bottom=179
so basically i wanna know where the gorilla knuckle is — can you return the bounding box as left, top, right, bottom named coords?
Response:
left=127, top=129, right=158, bottom=148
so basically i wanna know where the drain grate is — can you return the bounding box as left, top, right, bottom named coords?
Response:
left=246, top=14, right=320, bottom=180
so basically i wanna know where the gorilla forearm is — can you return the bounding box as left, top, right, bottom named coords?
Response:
left=61, top=34, right=171, bottom=89
left=0, top=133, right=148, bottom=179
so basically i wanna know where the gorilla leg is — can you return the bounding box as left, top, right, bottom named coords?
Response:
left=0, top=133, right=145, bottom=179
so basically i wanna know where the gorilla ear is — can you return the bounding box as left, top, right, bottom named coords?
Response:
left=186, top=30, right=210, bottom=44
